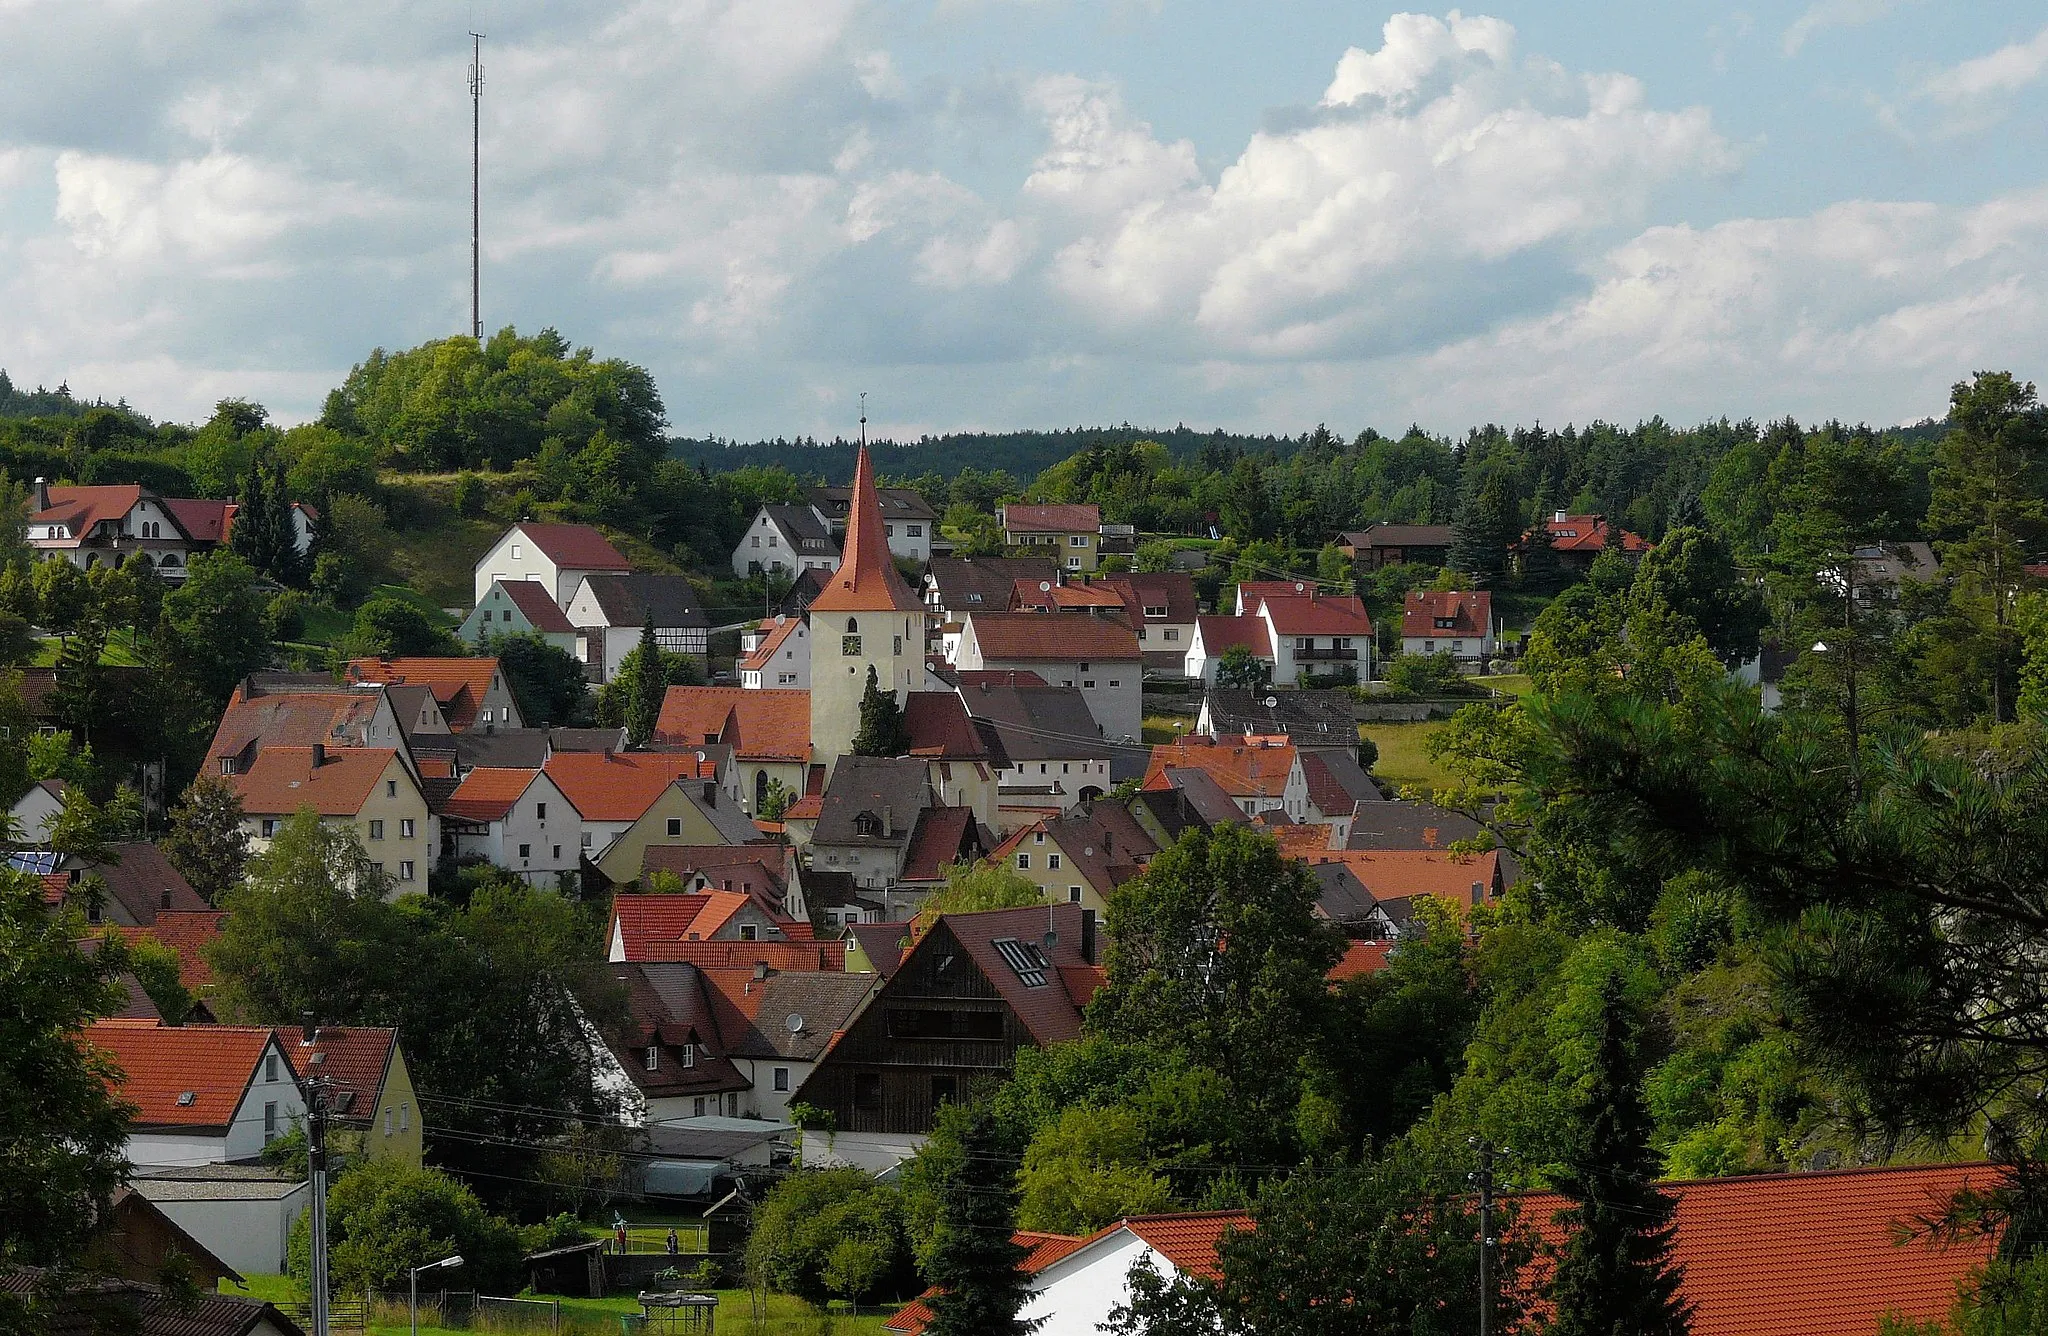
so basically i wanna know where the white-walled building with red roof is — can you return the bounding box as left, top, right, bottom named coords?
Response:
left=471, top=521, right=632, bottom=608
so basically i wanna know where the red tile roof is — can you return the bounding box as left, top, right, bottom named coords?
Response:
left=902, top=693, right=993, bottom=760
left=225, top=746, right=401, bottom=817
left=1010, top=579, right=1124, bottom=611
left=1542, top=513, right=1651, bottom=555
left=1402, top=589, right=1493, bottom=639
left=656, top=687, right=811, bottom=761
left=1003, top=503, right=1101, bottom=534
left=205, top=689, right=387, bottom=770
left=1305, top=848, right=1501, bottom=903
left=164, top=495, right=233, bottom=543
left=114, top=910, right=228, bottom=990
left=1193, top=615, right=1273, bottom=659
left=344, top=658, right=503, bottom=732
left=610, top=892, right=758, bottom=958
left=1514, top=1163, right=1999, bottom=1336
left=273, top=1025, right=394, bottom=1126
left=811, top=445, right=923, bottom=613
left=84, top=1020, right=277, bottom=1130
left=440, top=767, right=538, bottom=821
left=1257, top=593, right=1374, bottom=637
left=494, top=579, right=577, bottom=633
left=955, top=669, right=1049, bottom=688
left=542, top=752, right=717, bottom=823
left=1122, top=1213, right=1254, bottom=1281
left=901, top=807, right=977, bottom=882
left=916, top=902, right=1099, bottom=1046
left=1142, top=738, right=1297, bottom=800
left=1328, top=940, right=1393, bottom=980
left=965, top=612, right=1141, bottom=662
left=512, top=522, right=631, bottom=571
left=635, top=939, right=848, bottom=971
left=32, top=485, right=144, bottom=538
left=1236, top=579, right=1323, bottom=610
left=886, top=1232, right=1087, bottom=1334
left=1124, top=571, right=1200, bottom=623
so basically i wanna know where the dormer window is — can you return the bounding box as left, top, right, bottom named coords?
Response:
left=853, top=812, right=881, bottom=837
left=680, top=1043, right=696, bottom=1068
left=643, top=1046, right=660, bottom=1071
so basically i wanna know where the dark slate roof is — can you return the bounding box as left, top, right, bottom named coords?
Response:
left=1345, top=523, right=1454, bottom=549
left=1310, top=861, right=1382, bottom=930
left=848, top=921, right=912, bottom=978
left=452, top=729, right=554, bottom=770
left=606, top=962, right=751, bottom=1098
left=761, top=503, right=838, bottom=550
left=918, top=903, right=1101, bottom=1046
left=84, top=844, right=209, bottom=925
left=960, top=681, right=1106, bottom=763
left=553, top=726, right=630, bottom=752
left=904, top=692, right=1000, bottom=762
left=1124, top=571, right=1200, bottom=623
left=578, top=574, right=710, bottom=630
left=705, top=969, right=876, bottom=1062
left=1158, top=767, right=1249, bottom=826
left=1301, top=750, right=1380, bottom=814
left=925, top=556, right=1059, bottom=616
left=1344, top=801, right=1484, bottom=851
left=810, top=485, right=939, bottom=523
left=1201, top=689, right=1358, bottom=745
left=1044, top=803, right=1157, bottom=894
left=812, top=756, right=931, bottom=848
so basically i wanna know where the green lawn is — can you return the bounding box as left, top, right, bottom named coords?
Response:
left=1475, top=673, right=1532, bottom=697
left=224, top=1274, right=896, bottom=1336
left=1359, top=720, right=1454, bottom=792
left=1142, top=714, right=1191, bottom=745
left=29, top=635, right=145, bottom=667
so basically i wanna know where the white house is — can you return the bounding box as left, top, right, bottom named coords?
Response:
left=437, top=767, right=581, bottom=885
left=1400, top=589, right=1499, bottom=665
left=459, top=579, right=580, bottom=654
left=733, top=504, right=840, bottom=581
left=1250, top=591, right=1375, bottom=685
left=564, top=574, right=711, bottom=681
left=130, top=1168, right=309, bottom=1277
left=472, top=521, right=632, bottom=608
left=87, top=1022, right=308, bottom=1168
left=10, top=777, right=66, bottom=843
left=739, top=615, right=811, bottom=690
left=1017, top=1214, right=1248, bottom=1336
left=1182, top=615, right=1275, bottom=688
left=952, top=612, right=1143, bottom=745
left=808, top=485, right=937, bottom=565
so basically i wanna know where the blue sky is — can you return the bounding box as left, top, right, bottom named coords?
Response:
left=2, top=1, right=2046, bottom=441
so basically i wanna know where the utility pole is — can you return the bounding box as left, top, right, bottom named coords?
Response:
left=1475, top=1138, right=1496, bottom=1336
left=307, top=1072, right=332, bottom=1336
left=468, top=31, right=486, bottom=341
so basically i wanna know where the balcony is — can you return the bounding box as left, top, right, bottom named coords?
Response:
left=1293, top=646, right=1360, bottom=661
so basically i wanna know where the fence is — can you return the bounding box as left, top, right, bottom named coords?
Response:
left=609, top=1222, right=712, bottom=1254
left=277, top=1297, right=367, bottom=1335
left=367, top=1291, right=633, bottom=1335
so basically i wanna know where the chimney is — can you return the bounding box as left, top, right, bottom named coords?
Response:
left=1554, top=510, right=1568, bottom=524
left=32, top=477, right=48, bottom=511
left=309, top=743, right=325, bottom=767
left=703, top=780, right=716, bottom=807
left=754, top=960, right=770, bottom=980
left=1081, top=908, right=1098, bottom=965
left=883, top=805, right=894, bottom=838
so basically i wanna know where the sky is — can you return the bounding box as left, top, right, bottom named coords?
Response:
left=2, top=2, right=2046, bottom=441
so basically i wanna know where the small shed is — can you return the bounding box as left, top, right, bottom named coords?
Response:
left=525, top=1237, right=609, bottom=1299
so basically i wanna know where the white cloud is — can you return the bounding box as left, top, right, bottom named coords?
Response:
left=1782, top=0, right=1915, bottom=56
left=1919, top=23, right=2048, bottom=103
left=1321, top=11, right=1514, bottom=107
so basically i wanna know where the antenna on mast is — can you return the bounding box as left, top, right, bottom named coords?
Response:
left=467, top=31, right=486, bottom=340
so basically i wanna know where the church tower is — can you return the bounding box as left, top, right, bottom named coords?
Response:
left=809, top=444, right=929, bottom=771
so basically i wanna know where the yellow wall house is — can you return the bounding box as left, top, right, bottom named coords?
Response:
left=277, top=1025, right=423, bottom=1166
left=983, top=801, right=1161, bottom=918
left=594, top=778, right=768, bottom=886
left=226, top=745, right=434, bottom=897
left=1000, top=503, right=1102, bottom=572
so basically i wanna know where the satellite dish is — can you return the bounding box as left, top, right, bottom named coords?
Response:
left=1263, top=696, right=1279, bottom=709
left=1294, top=581, right=1305, bottom=593
left=1039, top=581, right=1052, bottom=592
left=1042, top=931, right=1059, bottom=953
left=785, top=1013, right=805, bottom=1033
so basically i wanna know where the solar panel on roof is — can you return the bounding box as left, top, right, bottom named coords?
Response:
left=8, top=850, right=59, bottom=875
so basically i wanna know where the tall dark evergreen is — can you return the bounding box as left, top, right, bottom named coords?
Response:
left=1545, top=973, right=1690, bottom=1336
left=923, top=1109, right=1041, bottom=1336
left=1451, top=471, right=1519, bottom=586
left=624, top=615, right=665, bottom=748
left=850, top=664, right=910, bottom=757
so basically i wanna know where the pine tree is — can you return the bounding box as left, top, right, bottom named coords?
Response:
left=850, top=664, right=910, bottom=756
left=1546, top=972, right=1691, bottom=1336
left=624, top=615, right=666, bottom=747
left=924, top=1109, right=1042, bottom=1336
left=268, top=462, right=308, bottom=587
left=230, top=456, right=273, bottom=575
left=1451, top=472, right=1518, bottom=587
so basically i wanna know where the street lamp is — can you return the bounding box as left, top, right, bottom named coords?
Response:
left=410, top=1255, right=464, bottom=1336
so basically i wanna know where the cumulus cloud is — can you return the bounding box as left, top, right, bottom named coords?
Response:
left=1919, top=23, right=2048, bottom=104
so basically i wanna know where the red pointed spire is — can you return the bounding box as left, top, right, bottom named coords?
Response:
left=811, top=444, right=922, bottom=613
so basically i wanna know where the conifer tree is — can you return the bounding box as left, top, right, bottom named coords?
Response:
left=230, top=456, right=274, bottom=576
left=924, top=1108, right=1042, bottom=1336
left=1451, top=472, right=1518, bottom=586
left=624, top=615, right=665, bottom=747
left=851, top=664, right=910, bottom=756
left=1546, top=972, right=1691, bottom=1336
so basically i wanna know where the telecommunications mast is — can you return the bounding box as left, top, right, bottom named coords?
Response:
left=468, top=31, right=485, bottom=339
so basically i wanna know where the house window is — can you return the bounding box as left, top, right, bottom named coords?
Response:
left=1068, top=556, right=1082, bottom=569
left=535, top=803, right=546, bottom=821
left=932, top=1074, right=958, bottom=1108
left=1016, top=853, right=1030, bottom=870
left=582, top=832, right=593, bottom=847
left=774, top=1067, right=790, bottom=1092
left=1424, top=640, right=1435, bottom=653
left=1048, top=853, right=1062, bottom=869
left=386, top=780, right=398, bottom=798
left=644, top=1046, right=660, bottom=1071
left=553, top=846, right=561, bottom=858
left=1069, top=535, right=1087, bottom=547
left=853, top=1073, right=883, bottom=1110
left=681, top=1043, right=696, bottom=1068
left=1108, top=679, right=1121, bottom=688
left=1070, top=886, right=1083, bottom=903
left=510, top=543, right=522, bottom=558
left=694, top=1097, right=707, bottom=1117
left=894, top=635, right=903, bottom=655
left=264, top=1102, right=278, bottom=1141
left=401, top=819, right=415, bottom=838
left=667, top=818, right=683, bottom=837
left=1165, top=628, right=1179, bottom=642
left=519, top=843, right=532, bottom=859
left=400, top=1103, right=408, bottom=1131
left=740, top=924, right=759, bottom=941
left=384, top=1108, right=393, bottom=1135
left=400, top=861, right=416, bottom=881
left=266, top=1054, right=279, bottom=1082
left=907, top=524, right=923, bottom=537
left=1083, top=680, right=1095, bottom=689
left=369, top=820, right=384, bottom=840
left=261, top=819, right=278, bottom=837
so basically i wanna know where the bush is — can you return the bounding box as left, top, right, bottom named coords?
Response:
left=452, top=472, right=487, bottom=517
left=744, top=1168, right=910, bottom=1308
left=268, top=589, right=307, bottom=643
left=1382, top=651, right=1464, bottom=697
left=289, top=1158, right=524, bottom=1294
